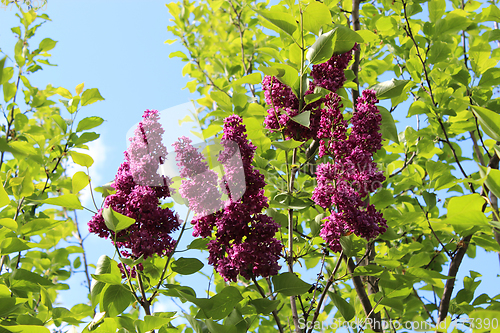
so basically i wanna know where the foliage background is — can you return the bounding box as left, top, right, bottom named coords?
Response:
left=1, top=0, right=500, bottom=332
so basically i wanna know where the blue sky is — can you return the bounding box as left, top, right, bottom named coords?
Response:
left=1, top=0, right=499, bottom=331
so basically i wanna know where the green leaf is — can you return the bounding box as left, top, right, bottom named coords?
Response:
left=171, top=257, right=204, bottom=275
left=0, top=218, right=17, bottom=230
left=0, top=325, right=50, bottom=333
left=76, top=116, right=104, bottom=132
left=369, top=79, right=410, bottom=100
left=14, top=39, right=26, bottom=67
left=72, top=171, right=90, bottom=193
left=81, top=88, right=104, bottom=106
left=39, top=194, right=83, bottom=210
left=272, top=140, right=303, bottom=150
left=303, top=1, right=332, bottom=35
left=478, top=67, right=500, bottom=87
left=339, top=235, right=353, bottom=257
left=70, top=151, right=94, bottom=167
left=255, top=9, right=297, bottom=39
left=408, top=100, right=430, bottom=117
left=471, top=105, right=500, bottom=141
left=184, top=314, right=209, bottom=333
left=353, top=265, right=385, bottom=277
left=423, top=191, right=436, bottom=210
left=0, top=57, right=5, bottom=86
left=136, top=316, right=173, bottom=333
left=187, top=238, right=209, bottom=250
left=102, top=206, right=136, bottom=233
left=91, top=273, right=122, bottom=285
left=204, top=286, right=243, bottom=320
left=306, top=28, right=337, bottom=65
left=272, top=272, right=311, bottom=296
left=55, top=87, right=72, bottom=98
left=91, top=256, right=112, bottom=308
left=211, top=91, right=232, bottom=112
left=290, top=111, right=311, bottom=128
left=304, top=93, right=323, bottom=105
left=38, top=38, right=57, bottom=52
left=428, top=0, right=445, bottom=22
left=378, top=106, right=399, bottom=143
left=74, top=132, right=100, bottom=146
left=478, top=166, right=500, bottom=200
left=19, top=218, right=59, bottom=236
left=0, top=237, right=30, bottom=255
left=333, top=25, right=364, bottom=54
left=11, top=269, right=54, bottom=287
left=445, top=194, right=488, bottom=227
left=204, top=320, right=237, bottom=333
left=0, top=298, right=16, bottom=317
left=408, top=252, right=431, bottom=268
left=329, top=292, right=355, bottom=321
left=479, top=5, right=500, bottom=22
left=231, top=73, right=262, bottom=87
left=0, top=182, right=10, bottom=207
left=248, top=298, right=280, bottom=314
left=102, top=285, right=134, bottom=317
left=3, top=81, right=17, bottom=102
left=468, top=310, right=500, bottom=333
left=266, top=63, right=299, bottom=92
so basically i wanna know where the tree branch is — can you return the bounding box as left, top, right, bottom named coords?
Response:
left=345, top=257, right=383, bottom=332
left=436, top=234, right=472, bottom=325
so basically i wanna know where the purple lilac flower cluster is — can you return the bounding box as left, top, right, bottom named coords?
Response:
left=262, top=48, right=386, bottom=252
left=312, top=90, right=387, bottom=251
left=263, top=49, right=353, bottom=141
left=174, top=115, right=282, bottom=282
left=88, top=110, right=180, bottom=260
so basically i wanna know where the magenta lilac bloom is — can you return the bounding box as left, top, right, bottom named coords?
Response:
left=261, top=47, right=385, bottom=251
left=263, top=48, right=354, bottom=142
left=88, top=110, right=180, bottom=260
left=175, top=115, right=282, bottom=282
left=173, top=136, right=222, bottom=218
left=312, top=90, right=387, bottom=250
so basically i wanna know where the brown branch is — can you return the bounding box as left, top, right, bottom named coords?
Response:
left=413, top=287, right=436, bottom=325
left=389, top=151, right=416, bottom=178
left=436, top=234, right=472, bottom=325
left=345, top=257, right=383, bottom=332
left=253, top=277, right=284, bottom=333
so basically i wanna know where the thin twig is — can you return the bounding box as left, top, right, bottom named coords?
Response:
left=307, top=251, right=344, bottom=333
left=253, top=277, right=284, bottom=333
left=148, top=209, right=190, bottom=303
left=402, top=0, right=474, bottom=193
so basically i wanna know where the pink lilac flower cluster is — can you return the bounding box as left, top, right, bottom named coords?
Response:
left=174, top=115, right=282, bottom=282
left=312, top=90, right=387, bottom=251
left=261, top=47, right=386, bottom=252
left=263, top=48, right=354, bottom=141
left=88, top=110, right=180, bottom=260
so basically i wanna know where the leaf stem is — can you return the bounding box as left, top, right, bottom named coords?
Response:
left=148, top=209, right=190, bottom=303
left=253, top=277, right=284, bottom=333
